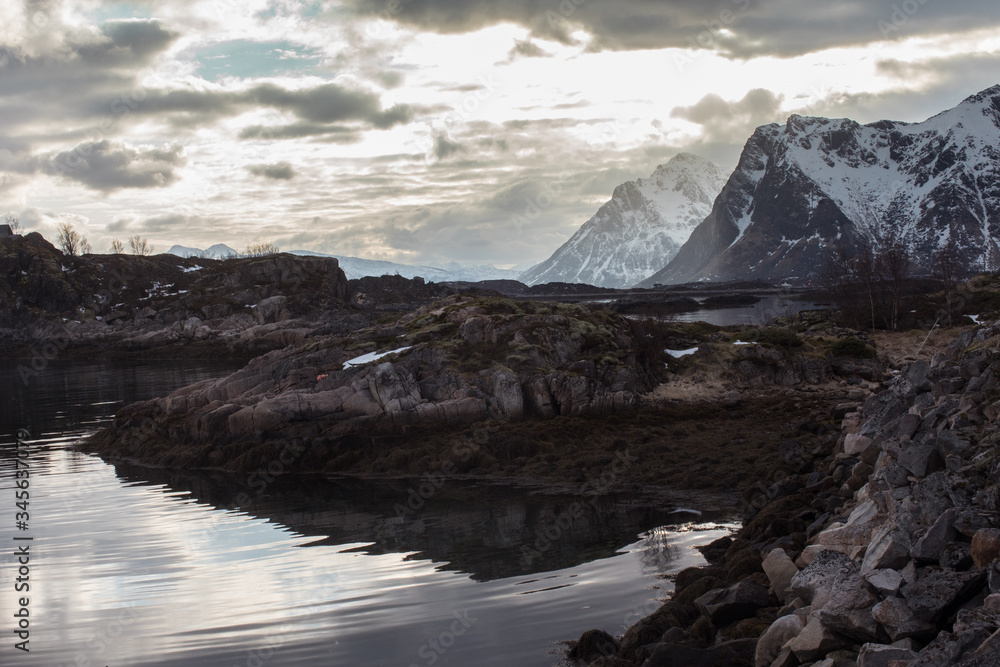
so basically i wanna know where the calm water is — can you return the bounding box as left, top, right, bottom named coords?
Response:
left=669, top=294, right=827, bottom=327
left=0, top=359, right=736, bottom=666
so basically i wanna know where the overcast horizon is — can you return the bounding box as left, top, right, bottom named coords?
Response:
left=1, top=0, right=999, bottom=270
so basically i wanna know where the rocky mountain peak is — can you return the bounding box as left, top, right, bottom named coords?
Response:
left=520, top=154, right=727, bottom=288
left=641, top=84, right=1000, bottom=286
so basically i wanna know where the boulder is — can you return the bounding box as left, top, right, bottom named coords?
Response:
left=972, top=528, right=1000, bottom=568
left=872, top=596, right=936, bottom=641
left=568, top=629, right=619, bottom=662
left=902, top=568, right=988, bottom=624
left=787, top=616, right=846, bottom=662
left=865, top=568, right=904, bottom=596
left=857, top=642, right=918, bottom=667
left=693, top=579, right=770, bottom=627
left=755, top=614, right=805, bottom=667
left=763, top=548, right=800, bottom=599
left=898, top=443, right=944, bottom=478
left=911, top=509, right=959, bottom=562
left=844, top=433, right=873, bottom=457
left=861, top=524, right=912, bottom=574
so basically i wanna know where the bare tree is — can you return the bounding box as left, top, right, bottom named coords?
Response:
left=881, top=232, right=911, bottom=331
left=4, top=215, right=22, bottom=234
left=110, top=238, right=125, bottom=254
left=244, top=241, right=279, bottom=257
left=933, top=238, right=968, bottom=326
left=128, top=235, right=154, bottom=256
left=820, top=231, right=911, bottom=331
left=57, top=222, right=82, bottom=256
left=80, top=237, right=92, bottom=255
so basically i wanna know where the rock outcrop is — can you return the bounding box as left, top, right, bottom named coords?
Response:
left=85, top=297, right=655, bottom=471
left=0, top=233, right=353, bottom=356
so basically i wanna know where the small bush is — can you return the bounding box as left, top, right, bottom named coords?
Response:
left=831, top=336, right=876, bottom=358
left=740, top=327, right=802, bottom=348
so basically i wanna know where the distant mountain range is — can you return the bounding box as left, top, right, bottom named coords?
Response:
left=521, top=153, right=728, bottom=288
left=641, top=84, right=1000, bottom=286
left=168, top=244, right=238, bottom=259
left=166, top=245, right=521, bottom=282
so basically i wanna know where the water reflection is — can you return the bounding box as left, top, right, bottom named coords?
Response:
left=0, top=359, right=737, bottom=666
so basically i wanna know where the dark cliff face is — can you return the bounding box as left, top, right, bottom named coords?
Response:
left=0, top=234, right=350, bottom=331
left=641, top=84, right=1000, bottom=285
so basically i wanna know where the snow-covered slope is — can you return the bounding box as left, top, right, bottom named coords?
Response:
left=167, top=244, right=238, bottom=259
left=642, top=85, right=1000, bottom=285
left=520, top=153, right=728, bottom=288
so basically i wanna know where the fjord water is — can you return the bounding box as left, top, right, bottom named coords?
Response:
left=0, top=359, right=735, bottom=666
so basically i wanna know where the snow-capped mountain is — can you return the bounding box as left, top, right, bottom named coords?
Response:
left=520, top=153, right=728, bottom=288
left=167, top=244, right=238, bottom=259
left=641, top=85, right=1000, bottom=286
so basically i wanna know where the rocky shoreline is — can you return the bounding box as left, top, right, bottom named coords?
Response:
left=569, top=322, right=1000, bottom=666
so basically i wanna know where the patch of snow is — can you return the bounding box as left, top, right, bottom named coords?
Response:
left=733, top=340, right=756, bottom=345
left=343, top=346, right=412, bottom=368
left=669, top=508, right=703, bottom=515
left=969, top=314, right=982, bottom=324
left=181, top=265, right=203, bottom=273
left=665, top=347, right=699, bottom=358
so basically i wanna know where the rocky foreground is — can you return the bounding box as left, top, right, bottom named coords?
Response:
left=570, top=323, right=1000, bottom=666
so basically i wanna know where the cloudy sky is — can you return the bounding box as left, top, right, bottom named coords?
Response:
left=1, top=0, right=999, bottom=269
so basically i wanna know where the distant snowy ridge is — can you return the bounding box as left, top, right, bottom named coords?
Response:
left=165, top=245, right=520, bottom=282
left=167, top=244, right=238, bottom=259
left=521, top=153, right=728, bottom=288
left=642, top=84, right=1000, bottom=285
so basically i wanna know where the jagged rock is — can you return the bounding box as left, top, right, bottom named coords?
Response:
left=911, top=509, right=960, bottom=562
left=898, top=443, right=944, bottom=478
left=865, top=568, right=904, bottom=596
left=569, top=629, right=620, bottom=662
left=763, top=548, right=800, bottom=599
left=787, top=616, right=846, bottom=662
left=845, top=433, right=872, bottom=456
left=694, top=579, right=770, bottom=626
left=857, top=642, right=918, bottom=667
left=909, top=626, right=994, bottom=666
left=872, top=596, right=936, bottom=641
left=973, top=529, right=1000, bottom=568
left=902, top=568, right=988, bottom=624
left=792, top=549, right=855, bottom=608
left=755, top=614, right=805, bottom=667
left=862, top=524, right=912, bottom=574
left=941, top=542, right=974, bottom=570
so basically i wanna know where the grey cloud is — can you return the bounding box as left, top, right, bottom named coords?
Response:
left=503, top=39, right=551, bottom=62
left=47, top=140, right=185, bottom=192
left=433, top=134, right=463, bottom=159
left=343, top=0, right=1000, bottom=58
left=248, top=161, right=296, bottom=180
left=671, top=88, right=783, bottom=146
left=239, top=123, right=362, bottom=142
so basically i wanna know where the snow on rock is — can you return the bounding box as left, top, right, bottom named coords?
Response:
left=343, top=346, right=412, bottom=368
left=642, top=84, right=1000, bottom=285
left=521, top=153, right=728, bottom=288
